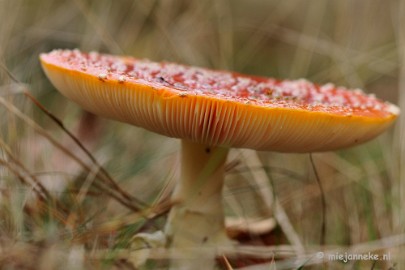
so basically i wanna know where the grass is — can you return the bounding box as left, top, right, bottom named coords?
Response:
left=0, top=0, right=404, bottom=269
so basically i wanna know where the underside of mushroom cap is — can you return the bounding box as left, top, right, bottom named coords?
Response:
left=40, top=49, right=399, bottom=152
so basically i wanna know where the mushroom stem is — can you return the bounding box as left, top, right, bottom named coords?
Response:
left=164, top=140, right=231, bottom=269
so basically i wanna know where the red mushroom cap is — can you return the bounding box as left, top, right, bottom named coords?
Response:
left=40, top=49, right=399, bottom=152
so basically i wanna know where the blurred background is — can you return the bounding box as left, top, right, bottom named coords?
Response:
left=0, top=0, right=404, bottom=269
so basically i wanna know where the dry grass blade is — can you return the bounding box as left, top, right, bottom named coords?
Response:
left=241, top=150, right=305, bottom=254
left=0, top=158, right=47, bottom=202
left=0, top=95, right=142, bottom=212
left=221, top=255, right=234, bottom=270
left=73, top=0, right=122, bottom=54
left=394, top=0, right=405, bottom=241
left=24, top=91, right=147, bottom=210
left=100, top=234, right=403, bottom=268
left=0, top=137, right=50, bottom=200
left=0, top=63, right=146, bottom=210
left=309, top=153, right=326, bottom=246
left=92, top=244, right=296, bottom=262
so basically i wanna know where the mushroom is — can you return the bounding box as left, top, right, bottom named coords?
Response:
left=40, top=49, right=399, bottom=268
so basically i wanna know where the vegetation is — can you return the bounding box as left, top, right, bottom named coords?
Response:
left=0, top=0, right=403, bottom=269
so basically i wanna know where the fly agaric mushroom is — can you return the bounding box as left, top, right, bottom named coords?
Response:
left=40, top=49, right=399, bottom=268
